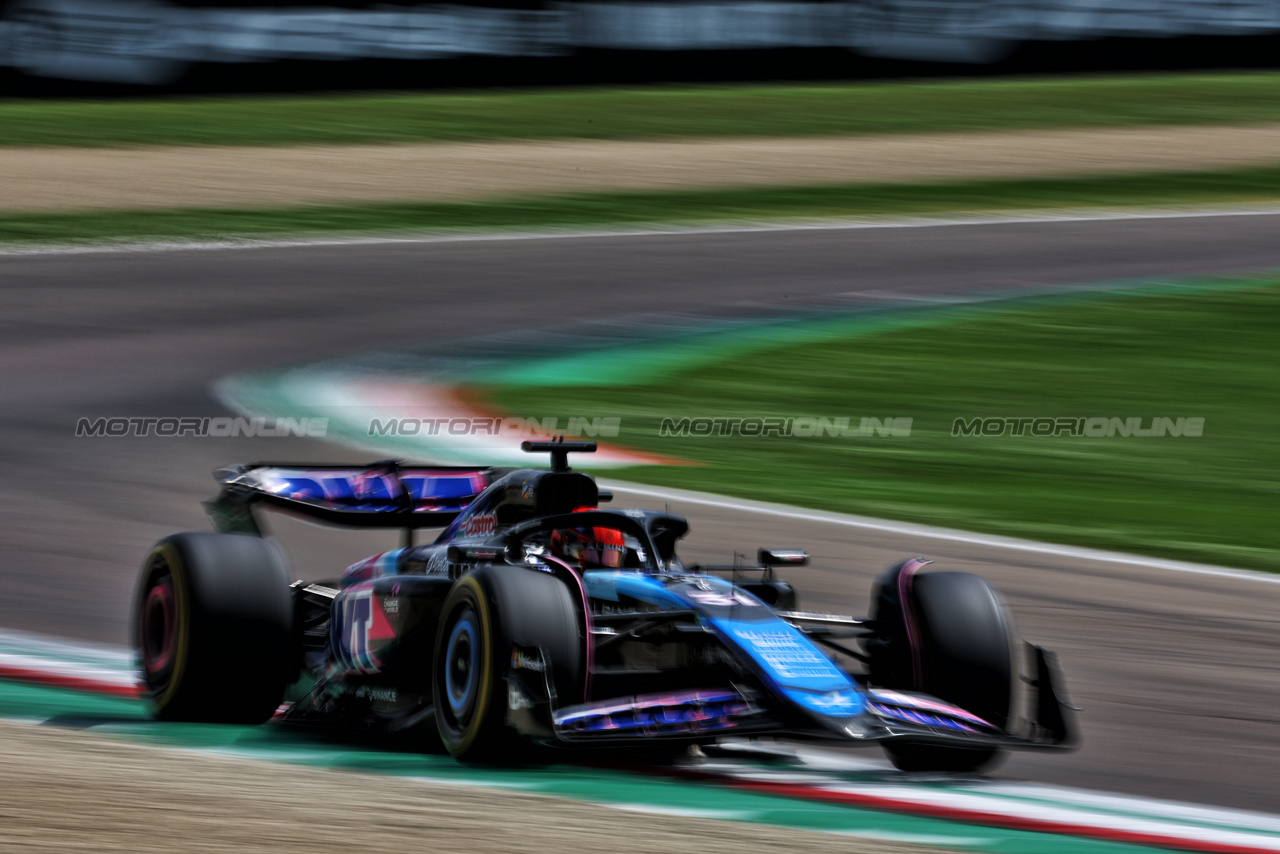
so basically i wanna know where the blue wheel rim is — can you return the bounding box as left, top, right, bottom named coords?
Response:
left=445, top=610, right=479, bottom=720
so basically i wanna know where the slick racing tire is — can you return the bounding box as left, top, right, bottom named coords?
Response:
left=871, top=569, right=1015, bottom=774
left=433, top=565, right=584, bottom=761
left=135, top=532, right=294, bottom=724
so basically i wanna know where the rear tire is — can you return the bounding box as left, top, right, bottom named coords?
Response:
left=870, top=569, right=1014, bottom=773
left=433, top=565, right=583, bottom=761
left=135, top=533, right=294, bottom=724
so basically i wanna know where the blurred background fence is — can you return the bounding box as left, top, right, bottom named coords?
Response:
left=2, top=0, right=1280, bottom=91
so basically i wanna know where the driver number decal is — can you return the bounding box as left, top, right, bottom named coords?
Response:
left=336, top=589, right=380, bottom=674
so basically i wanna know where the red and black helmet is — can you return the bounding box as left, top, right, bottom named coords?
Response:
left=550, top=507, right=627, bottom=569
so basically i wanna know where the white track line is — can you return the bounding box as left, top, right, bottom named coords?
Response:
left=0, top=652, right=136, bottom=686
left=0, top=629, right=132, bottom=667
left=696, top=760, right=1280, bottom=852
left=970, top=782, right=1280, bottom=835
left=603, top=481, right=1280, bottom=585
left=3, top=205, right=1280, bottom=257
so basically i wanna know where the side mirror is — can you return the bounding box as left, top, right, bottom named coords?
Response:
left=758, top=548, right=809, bottom=567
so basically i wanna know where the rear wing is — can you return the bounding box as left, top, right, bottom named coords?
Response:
left=203, top=461, right=499, bottom=545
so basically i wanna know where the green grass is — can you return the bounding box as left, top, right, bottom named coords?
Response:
left=487, top=279, right=1280, bottom=572
left=6, top=72, right=1280, bottom=148
left=5, top=165, right=1280, bottom=245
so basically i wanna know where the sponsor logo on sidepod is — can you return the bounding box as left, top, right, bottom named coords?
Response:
left=511, top=648, right=546, bottom=672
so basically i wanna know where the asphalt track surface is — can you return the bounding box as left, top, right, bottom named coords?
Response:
left=3, top=212, right=1280, bottom=815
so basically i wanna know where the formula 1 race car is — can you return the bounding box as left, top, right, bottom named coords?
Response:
left=134, top=441, right=1075, bottom=771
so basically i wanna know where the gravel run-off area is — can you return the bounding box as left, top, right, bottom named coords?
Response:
left=4, top=123, right=1280, bottom=212
left=0, top=718, right=948, bottom=854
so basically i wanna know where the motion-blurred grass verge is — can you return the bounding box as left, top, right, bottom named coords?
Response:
left=3, top=165, right=1280, bottom=245
left=5, top=73, right=1280, bottom=148
left=489, top=278, right=1280, bottom=573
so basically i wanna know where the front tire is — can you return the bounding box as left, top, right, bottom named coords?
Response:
left=432, top=565, right=583, bottom=761
left=135, top=533, right=294, bottom=723
left=869, top=566, right=1015, bottom=773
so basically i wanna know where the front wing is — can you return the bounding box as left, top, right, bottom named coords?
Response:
left=528, top=644, right=1075, bottom=751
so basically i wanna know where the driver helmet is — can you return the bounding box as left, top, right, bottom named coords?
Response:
left=550, top=508, right=626, bottom=569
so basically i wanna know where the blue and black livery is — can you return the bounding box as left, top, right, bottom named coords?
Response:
left=135, top=440, right=1076, bottom=772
